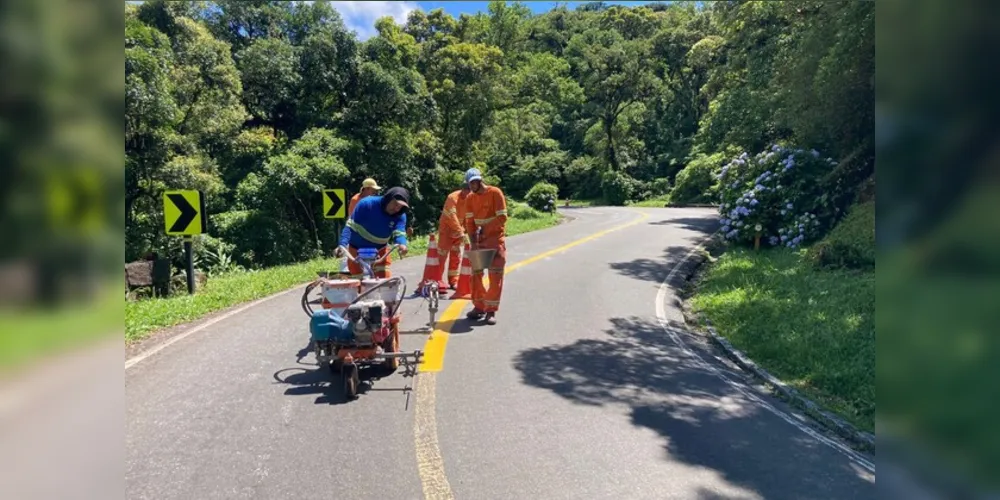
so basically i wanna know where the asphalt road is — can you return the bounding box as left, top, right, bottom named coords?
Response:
left=124, top=207, right=876, bottom=500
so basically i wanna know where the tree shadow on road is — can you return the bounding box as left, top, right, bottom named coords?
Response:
left=512, top=316, right=873, bottom=499
left=647, top=216, right=720, bottom=234
left=609, top=246, right=700, bottom=287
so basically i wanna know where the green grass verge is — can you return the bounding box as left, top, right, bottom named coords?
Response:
left=808, top=200, right=875, bottom=269
left=690, top=247, right=874, bottom=431
left=125, top=212, right=561, bottom=344
left=0, top=286, right=122, bottom=373
left=629, top=195, right=672, bottom=208
left=558, top=198, right=605, bottom=207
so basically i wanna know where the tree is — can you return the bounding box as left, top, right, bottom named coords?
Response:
left=566, top=28, right=659, bottom=171
left=126, top=16, right=178, bottom=229
left=426, top=42, right=505, bottom=168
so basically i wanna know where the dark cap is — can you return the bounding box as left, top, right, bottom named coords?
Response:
left=381, top=187, right=410, bottom=212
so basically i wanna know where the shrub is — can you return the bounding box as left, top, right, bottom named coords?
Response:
left=670, top=152, right=725, bottom=204
left=564, top=155, right=603, bottom=199
left=507, top=201, right=544, bottom=220
left=525, top=182, right=559, bottom=212
left=808, top=201, right=875, bottom=269
left=213, top=209, right=314, bottom=268
left=648, top=177, right=672, bottom=197
left=601, top=170, right=637, bottom=206
left=717, top=144, right=840, bottom=249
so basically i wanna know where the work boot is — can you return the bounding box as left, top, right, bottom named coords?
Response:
left=484, top=312, right=497, bottom=325
left=466, top=308, right=485, bottom=320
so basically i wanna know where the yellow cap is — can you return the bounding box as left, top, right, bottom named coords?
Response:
left=361, top=178, right=381, bottom=190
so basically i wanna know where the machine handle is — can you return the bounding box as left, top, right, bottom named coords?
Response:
left=337, top=245, right=400, bottom=265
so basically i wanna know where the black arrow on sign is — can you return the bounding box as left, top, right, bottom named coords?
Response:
left=168, top=193, right=198, bottom=233
left=325, top=191, right=344, bottom=217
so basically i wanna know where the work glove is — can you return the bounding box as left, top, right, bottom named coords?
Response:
left=334, top=247, right=346, bottom=258
left=397, top=244, right=408, bottom=258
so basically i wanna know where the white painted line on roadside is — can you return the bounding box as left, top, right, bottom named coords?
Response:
left=654, top=238, right=876, bottom=474
left=125, top=287, right=301, bottom=371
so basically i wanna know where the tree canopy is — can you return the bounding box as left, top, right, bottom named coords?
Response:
left=126, top=0, right=874, bottom=269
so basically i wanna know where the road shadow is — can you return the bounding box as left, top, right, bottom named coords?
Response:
left=609, top=245, right=701, bottom=288
left=273, top=364, right=398, bottom=405
left=442, top=317, right=477, bottom=335
left=648, top=216, right=720, bottom=234
left=512, top=316, right=873, bottom=499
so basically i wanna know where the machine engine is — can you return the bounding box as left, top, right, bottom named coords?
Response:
left=343, top=299, right=391, bottom=345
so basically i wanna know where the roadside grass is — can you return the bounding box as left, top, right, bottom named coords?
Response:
left=690, top=247, right=875, bottom=431
left=558, top=198, right=605, bottom=207
left=629, top=195, right=672, bottom=208
left=125, top=211, right=561, bottom=344
left=1, top=286, right=122, bottom=373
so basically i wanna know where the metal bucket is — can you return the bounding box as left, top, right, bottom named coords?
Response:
left=466, top=249, right=496, bottom=272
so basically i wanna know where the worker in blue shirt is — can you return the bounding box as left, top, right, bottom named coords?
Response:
left=335, top=186, right=410, bottom=279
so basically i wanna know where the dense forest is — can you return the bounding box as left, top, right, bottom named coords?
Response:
left=126, top=0, right=874, bottom=269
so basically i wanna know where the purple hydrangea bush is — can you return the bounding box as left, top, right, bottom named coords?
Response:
left=716, top=144, right=837, bottom=249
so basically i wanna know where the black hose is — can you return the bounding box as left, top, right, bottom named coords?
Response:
left=304, top=275, right=408, bottom=319
left=302, top=280, right=321, bottom=317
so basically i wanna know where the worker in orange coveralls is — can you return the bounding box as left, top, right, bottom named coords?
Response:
left=437, top=184, right=471, bottom=289
left=462, top=168, right=507, bottom=325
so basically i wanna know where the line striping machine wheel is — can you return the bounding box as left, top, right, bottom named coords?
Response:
left=342, top=362, right=359, bottom=399
left=383, top=325, right=401, bottom=372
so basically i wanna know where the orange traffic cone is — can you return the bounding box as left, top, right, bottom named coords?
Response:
left=420, top=234, right=448, bottom=290
left=449, top=243, right=473, bottom=300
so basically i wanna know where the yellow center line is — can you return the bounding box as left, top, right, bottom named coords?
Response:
left=418, top=210, right=651, bottom=373
left=413, top=209, right=651, bottom=500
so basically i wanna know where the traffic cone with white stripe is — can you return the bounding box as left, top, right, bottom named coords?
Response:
left=419, top=234, right=448, bottom=290
left=449, top=243, right=473, bottom=300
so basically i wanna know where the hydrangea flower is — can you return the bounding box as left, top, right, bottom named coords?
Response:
left=786, top=203, right=793, bottom=209
left=769, top=236, right=779, bottom=246
left=750, top=199, right=758, bottom=206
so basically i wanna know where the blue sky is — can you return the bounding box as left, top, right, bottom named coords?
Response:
left=127, top=1, right=665, bottom=41
left=320, top=1, right=662, bottom=40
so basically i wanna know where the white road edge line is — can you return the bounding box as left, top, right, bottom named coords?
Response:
left=125, top=287, right=301, bottom=371
left=654, top=236, right=876, bottom=474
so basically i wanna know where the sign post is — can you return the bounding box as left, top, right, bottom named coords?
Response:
left=163, top=190, right=207, bottom=294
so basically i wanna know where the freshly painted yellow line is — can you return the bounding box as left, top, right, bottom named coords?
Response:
left=413, top=209, right=651, bottom=499
left=417, top=210, right=651, bottom=373
left=417, top=304, right=465, bottom=373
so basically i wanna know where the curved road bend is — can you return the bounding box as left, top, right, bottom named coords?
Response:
left=124, top=207, right=875, bottom=500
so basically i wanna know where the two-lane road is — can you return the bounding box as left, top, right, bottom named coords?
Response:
left=125, top=207, right=875, bottom=499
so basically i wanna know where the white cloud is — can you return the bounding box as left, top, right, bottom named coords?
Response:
left=328, top=1, right=420, bottom=41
